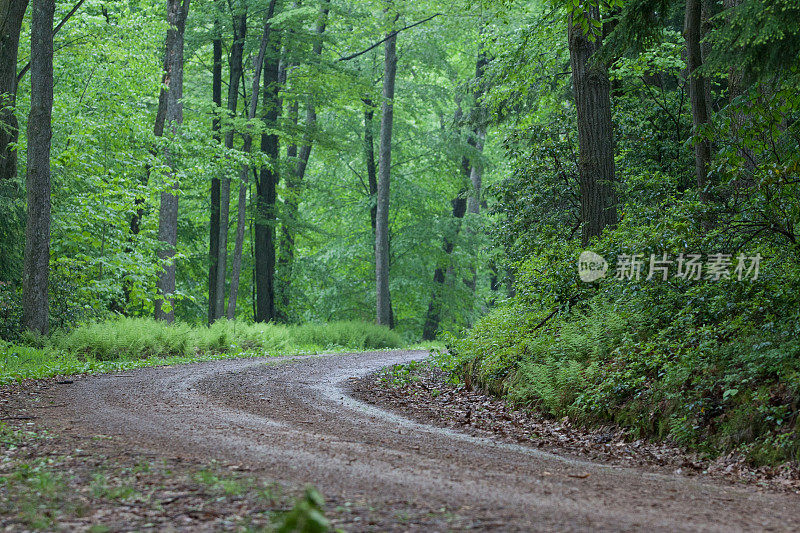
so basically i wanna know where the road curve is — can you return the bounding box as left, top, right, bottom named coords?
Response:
left=40, top=350, right=800, bottom=531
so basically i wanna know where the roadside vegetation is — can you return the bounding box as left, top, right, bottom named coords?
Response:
left=0, top=318, right=403, bottom=384
left=430, top=0, right=800, bottom=469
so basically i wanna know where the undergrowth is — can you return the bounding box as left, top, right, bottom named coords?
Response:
left=445, top=213, right=800, bottom=466
left=0, top=318, right=404, bottom=384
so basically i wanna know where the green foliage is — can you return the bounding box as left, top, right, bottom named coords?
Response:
left=705, top=0, right=800, bottom=80
left=56, top=318, right=403, bottom=362
left=0, top=460, right=78, bottom=529
left=0, top=318, right=404, bottom=384
left=276, top=487, right=330, bottom=533
left=290, top=321, right=405, bottom=350
left=447, top=0, right=800, bottom=465
left=58, top=318, right=194, bottom=360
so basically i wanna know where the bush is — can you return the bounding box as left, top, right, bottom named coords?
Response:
left=448, top=212, right=800, bottom=464
left=58, top=318, right=192, bottom=361
left=55, top=318, right=404, bottom=362
left=291, top=321, right=404, bottom=350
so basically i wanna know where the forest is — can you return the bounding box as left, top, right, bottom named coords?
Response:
left=1, top=0, right=800, bottom=527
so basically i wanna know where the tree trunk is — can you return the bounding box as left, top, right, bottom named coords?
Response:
left=465, top=52, right=488, bottom=217
left=464, top=51, right=488, bottom=293
left=375, top=6, right=397, bottom=328
left=154, top=0, right=190, bottom=322
left=253, top=23, right=282, bottom=324
left=685, top=0, right=712, bottom=205
left=363, top=99, right=378, bottom=233
left=275, top=0, right=328, bottom=323
left=208, top=2, right=223, bottom=324
left=22, top=0, right=53, bottom=335
left=422, top=103, right=471, bottom=340
left=722, top=0, right=755, bottom=183
left=226, top=158, right=250, bottom=319
left=226, top=0, right=278, bottom=320
left=0, top=0, right=28, bottom=183
left=422, top=189, right=468, bottom=340
left=568, top=8, right=618, bottom=246
left=212, top=5, right=247, bottom=321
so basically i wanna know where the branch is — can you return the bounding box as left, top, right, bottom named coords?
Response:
left=54, top=0, right=87, bottom=35
left=338, top=13, right=441, bottom=61
left=17, top=0, right=87, bottom=83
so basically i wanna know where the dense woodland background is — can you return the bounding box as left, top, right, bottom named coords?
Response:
left=2, top=0, right=800, bottom=464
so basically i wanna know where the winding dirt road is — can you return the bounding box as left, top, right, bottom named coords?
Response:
left=37, top=350, right=800, bottom=531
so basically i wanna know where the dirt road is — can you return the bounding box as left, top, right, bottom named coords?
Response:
left=35, top=350, right=800, bottom=531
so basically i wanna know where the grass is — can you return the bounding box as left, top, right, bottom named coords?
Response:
left=0, top=318, right=406, bottom=385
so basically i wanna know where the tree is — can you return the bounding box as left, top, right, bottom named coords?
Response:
left=567, top=5, right=618, bottom=246
left=210, top=1, right=247, bottom=322
left=22, top=0, right=54, bottom=335
left=208, top=0, right=223, bottom=324
left=0, top=0, right=29, bottom=183
left=684, top=0, right=712, bottom=206
left=154, top=0, right=191, bottom=322
left=363, top=99, right=378, bottom=233
left=253, top=1, right=283, bottom=323
left=275, top=0, right=329, bottom=323
left=227, top=0, right=278, bottom=320
left=422, top=101, right=471, bottom=340
left=375, top=3, right=397, bottom=327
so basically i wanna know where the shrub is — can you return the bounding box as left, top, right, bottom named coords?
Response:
left=57, top=318, right=192, bottom=361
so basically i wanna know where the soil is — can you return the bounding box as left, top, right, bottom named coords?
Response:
left=2, top=350, right=800, bottom=531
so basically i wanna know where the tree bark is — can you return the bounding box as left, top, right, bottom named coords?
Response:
left=22, top=0, right=53, bottom=335
left=375, top=6, right=397, bottom=328
left=363, top=99, right=378, bottom=233
left=208, top=1, right=222, bottom=324
left=0, top=0, right=28, bottom=183
left=154, top=0, right=190, bottom=322
left=253, top=20, right=282, bottom=324
left=275, top=0, right=328, bottom=323
left=685, top=0, right=712, bottom=205
left=226, top=0, right=278, bottom=320
left=568, top=7, right=618, bottom=246
left=211, top=5, right=247, bottom=321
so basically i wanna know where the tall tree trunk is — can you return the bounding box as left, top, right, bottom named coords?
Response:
left=464, top=51, right=488, bottom=293
left=422, top=103, right=471, bottom=340
left=0, top=0, right=28, bottom=183
left=275, top=0, right=329, bottom=323
left=685, top=0, right=712, bottom=206
left=363, top=99, right=378, bottom=233
left=363, top=97, right=395, bottom=328
left=253, top=18, right=282, bottom=324
left=722, top=0, right=755, bottom=182
left=568, top=7, right=618, bottom=246
left=422, top=188, right=468, bottom=340
left=226, top=0, right=278, bottom=320
left=212, top=5, right=247, bottom=321
left=22, top=0, right=53, bottom=335
left=208, top=1, right=223, bottom=324
left=154, top=0, right=190, bottom=322
left=226, top=154, right=250, bottom=319
left=375, top=6, right=397, bottom=327
left=465, top=52, right=488, bottom=217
